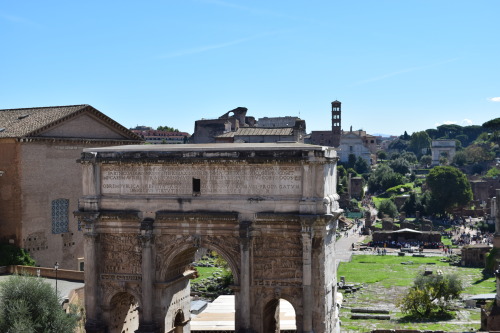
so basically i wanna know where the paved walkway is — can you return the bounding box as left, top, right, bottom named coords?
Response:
left=334, top=227, right=366, bottom=268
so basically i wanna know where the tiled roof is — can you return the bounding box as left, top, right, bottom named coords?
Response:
left=0, top=104, right=141, bottom=140
left=216, top=127, right=294, bottom=138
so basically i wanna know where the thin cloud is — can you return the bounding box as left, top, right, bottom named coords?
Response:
left=158, top=31, right=282, bottom=59
left=488, top=97, right=500, bottom=102
left=0, top=12, right=41, bottom=28
left=352, top=58, right=460, bottom=86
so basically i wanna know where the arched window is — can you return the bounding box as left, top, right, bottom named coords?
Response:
left=51, top=199, right=69, bottom=234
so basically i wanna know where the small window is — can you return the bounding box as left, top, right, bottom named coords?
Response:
left=52, top=199, right=69, bottom=234
left=193, top=178, right=201, bottom=195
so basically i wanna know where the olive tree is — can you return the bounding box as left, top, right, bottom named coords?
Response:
left=397, top=272, right=463, bottom=318
left=0, top=275, right=78, bottom=333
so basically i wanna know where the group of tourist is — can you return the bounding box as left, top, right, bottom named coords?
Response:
left=367, top=240, right=444, bottom=250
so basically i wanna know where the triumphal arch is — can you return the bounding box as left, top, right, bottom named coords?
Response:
left=75, top=143, right=342, bottom=333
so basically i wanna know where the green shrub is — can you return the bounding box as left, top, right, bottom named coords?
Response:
left=0, top=244, right=35, bottom=266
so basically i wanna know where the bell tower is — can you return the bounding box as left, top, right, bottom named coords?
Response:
left=331, top=100, right=341, bottom=147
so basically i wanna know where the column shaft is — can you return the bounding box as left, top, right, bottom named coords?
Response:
left=302, top=231, right=313, bottom=332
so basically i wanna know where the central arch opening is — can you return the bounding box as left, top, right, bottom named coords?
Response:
left=263, top=298, right=297, bottom=333
left=162, top=245, right=238, bottom=332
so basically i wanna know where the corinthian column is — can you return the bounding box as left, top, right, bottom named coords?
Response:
left=77, top=212, right=104, bottom=333
left=238, top=220, right=252, bottom=333
left=136, top=218, right=157, bottom=333
left=302, top=227, right=313, bottom=333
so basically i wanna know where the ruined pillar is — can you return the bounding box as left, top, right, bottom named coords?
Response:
left=495, top=190, right=500, bottom=235
left=238, top=221, right=252, bottom=333
left=302, top=225, right=313, bottom=333
left=494, top=190, right=500, bottom=248
left=136, top=218, right=157, bottom=333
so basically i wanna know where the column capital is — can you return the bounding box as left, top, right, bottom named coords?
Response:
left=138, top=232, right=154, bottom=247
left=139, top=218, right=155, bottom=247
left=75, top=211, right=100, bottom=236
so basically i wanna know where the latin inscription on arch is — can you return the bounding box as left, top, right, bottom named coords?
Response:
left=101, top=165, right=302, bottom=196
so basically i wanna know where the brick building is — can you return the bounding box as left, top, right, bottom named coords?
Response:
left=0, top=105, right=142, bottom=269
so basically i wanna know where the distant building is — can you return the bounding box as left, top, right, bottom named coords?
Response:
left=309, top=101, right=377, bottom=164
left=191, top=107, right=256, bottom=144
left=257, top=116, right=300, bottom=128
left=191, top=107, right=305, bottom=144
left=215, top=125, right=304, bottom=143
left=131, top=126, right=190, bottom=144
left=309, top=100, right=342, bottom=148
left=309, top=131, right=334, bottom=146
left=0, top=104, right=142, bottom=269
left=431, top=139, right=456, bottom=165
left=337, top=128, right=377, bottom=165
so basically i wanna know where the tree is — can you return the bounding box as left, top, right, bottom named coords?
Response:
left=368, top=164, right=405, bottom=193
left=397, top=272, right=463, bottom=318
left=157, top=125, right=179, bottom=132
left=0, top=275, right=78, bottom=332
left=419, top=155, right=432, bottom=168
left=377, top=199, right=398, bottom=218
left=426, top=166, right=473, bottom=215
left=389, top=158, right=411, bottom=175
left=484, top=167, right=500, bottom=179
left=483, top=117, right=500, bottom=131
left=354, top=156, right=370, bottom=174
left=377, top=150, right=387, bottom=160
left=388, top=138, right=409, bottom=152
left=425, top=128, right=438, bottom=140
left=0, top=244, right=35, bottom=266
left=452, top=150, right=467, bottom=167
left=409, top=131, right=431, bottom=157
left=436, top=124, right=463, bottom=139
left=462, top=125, right=485, bottom=146
left=347, top=154, right=357, bottom=169
left=401, top=151, right=418, bottom=164
left=402, top=192, right=420, bottom=216
left=400, top=131, right=410, bottom=140
left=464, top=144, right=494, bottom=164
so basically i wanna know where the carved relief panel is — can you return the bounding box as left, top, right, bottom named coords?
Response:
left=252, top=236, right=303, bottom=287
left=100, top=234, right=142, bottom=276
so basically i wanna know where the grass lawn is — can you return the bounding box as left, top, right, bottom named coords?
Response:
left=192, top=266, right=219, bottom=282
left=372, top=197, right=386, bottom=209
left=337, top=254, right=495, bottom=332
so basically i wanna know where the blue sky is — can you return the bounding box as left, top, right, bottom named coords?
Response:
left=1, top=0, right=499, bottom=136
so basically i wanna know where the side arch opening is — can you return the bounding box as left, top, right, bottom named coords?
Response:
left=108, top=292, right=139, bottom=333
